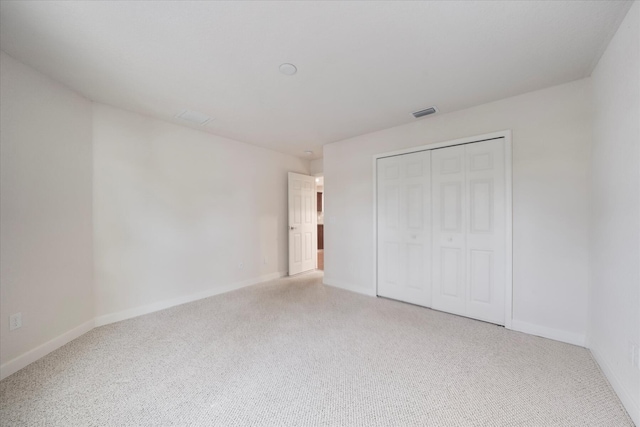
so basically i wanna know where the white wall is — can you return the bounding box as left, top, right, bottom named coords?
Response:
left=310, top=158, right=324, bottom=175
left=93, top=104, right=309, bottom=322
left=588, top=2, right=639, bottom=423
left=0, top=52, right=94, bottom=369
left=324, top=79, right=592, bottom=345
left=0, top=52, right=310, bottom=376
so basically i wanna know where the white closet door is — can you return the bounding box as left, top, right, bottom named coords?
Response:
left=377, top=151, right=432, bottom=307
left=431, top=139, right=506, bottom=325
left=465, top=140, right=506, bottom=324
left=431, top=145, right=467, bottom=317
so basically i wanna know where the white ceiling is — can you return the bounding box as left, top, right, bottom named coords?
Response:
left=0, top=1, right=632, bottom=159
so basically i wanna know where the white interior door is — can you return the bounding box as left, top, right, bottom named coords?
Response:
left=432, top=139, right=506, bottom=325
left=288, top=172, right=317, bottom=275
left=377, top=151, right=432, bottom=307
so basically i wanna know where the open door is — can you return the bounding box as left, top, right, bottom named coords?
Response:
left=288, top=172, right=317, bottom=275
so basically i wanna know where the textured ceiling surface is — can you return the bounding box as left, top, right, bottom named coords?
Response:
left=0, top=1, right=632, bottom=158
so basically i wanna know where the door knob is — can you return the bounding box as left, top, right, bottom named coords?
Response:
left=290, top=226, right=297, bottom=230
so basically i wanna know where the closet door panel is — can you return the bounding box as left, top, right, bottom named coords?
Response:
left=431, top=145, right=466, bottom=316
left=377, top=155, right=405, bottom=303
left=403, top=151, right=432, bottom=305
left=431, top=140, right=506, bottom=324
left=377, top=137, right=507, bottom=325
left=377, top=151, right=432, bottom=307
left=465, top=140, right=506, bottom=324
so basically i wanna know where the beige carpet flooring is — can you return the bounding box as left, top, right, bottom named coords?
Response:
left=0, top=272, right=633, bottom=426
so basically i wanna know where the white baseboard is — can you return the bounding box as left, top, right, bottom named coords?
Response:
left=0, top=319, right=94, bottom=381
left=94, top=271, right=286, bottom=327
left=510, top=319, right=586, bottom=347
left=322, top=278, right=377, bottom=297
left=590, top=346, right=639, bottom=426
left=1, top=272, right=286, bottom=381
left=321, top=283, right=586, bottom=349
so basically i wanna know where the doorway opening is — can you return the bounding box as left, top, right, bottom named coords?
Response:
left=316, top=176, right=324, bottom=270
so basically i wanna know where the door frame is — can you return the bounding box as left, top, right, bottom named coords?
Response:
left=372, top=130, right=513, bottom=329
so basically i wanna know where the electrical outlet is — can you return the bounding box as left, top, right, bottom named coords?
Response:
left=9, top=312, right=22, bottom=331
left=238, top=262, right=244, bottom=269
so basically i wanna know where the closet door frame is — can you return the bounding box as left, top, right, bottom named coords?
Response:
left=372, top=130, right=513, bottom=329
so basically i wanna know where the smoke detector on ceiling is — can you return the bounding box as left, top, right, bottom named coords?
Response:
left=412, top=106, right=438, bottom=118
left=175, top=110, right=212, bottom=126
left=279, top=63, right=298, bottom=76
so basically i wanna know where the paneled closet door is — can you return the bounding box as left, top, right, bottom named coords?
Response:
left=431, top=145, right=467, bottom=317
left=432, top=139, right=506, bottom=325
left=377, top=151, right=432, bottom=307
left=465, top=140, right=506, bottom=325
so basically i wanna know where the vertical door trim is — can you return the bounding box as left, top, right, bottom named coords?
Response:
left=372, top=130, right=513, bottom=329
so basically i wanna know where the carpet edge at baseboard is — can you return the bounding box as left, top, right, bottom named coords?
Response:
left=510, top=319, right=586, bottom=347
left=0, top=319, right=95, bottom=381
left=590, top=346, right=640, bottom=426
left=94, top=271, right=287, bottom=327
left=0, top=271, right=286, bottom=381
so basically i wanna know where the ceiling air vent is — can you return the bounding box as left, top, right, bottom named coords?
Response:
left=175, top=110, right=211, bottom=126
left=412, top=106, right=438, bottom=118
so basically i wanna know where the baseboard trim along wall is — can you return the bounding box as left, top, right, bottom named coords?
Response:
left=94, top=271, right=287, bottom=327
left=511, top=319, right=586, bottom=347
left=0, top=319, right=95, bottom=380
left=0, top=274, right=597, bottom=382
left=322, top=278, right=377, bottom=297
left=590, top=346, right=640, bottom=425
left=324, top=281, right=588, bottom=348
left=1, top=271, right=286, bottom=381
